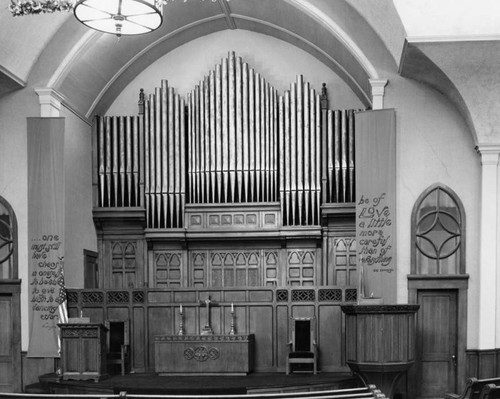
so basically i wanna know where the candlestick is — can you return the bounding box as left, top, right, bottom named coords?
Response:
left=229, top=304, right=236, bottom=335
left=177, top=305, right=184, bottom=335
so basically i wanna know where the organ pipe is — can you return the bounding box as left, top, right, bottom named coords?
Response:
left=93, top=52, right=358, bottom=230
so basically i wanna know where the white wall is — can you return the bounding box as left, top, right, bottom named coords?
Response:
left=386, top=74, right=481, bottom=347
left=107, top=29, right=482, bottom=348
left=0, top=88, right=34, bottom=351
left=106, top=30, right=364, bottom=116
left=1, top=27, right=482, bottom=351
left=0, top=87, right=97, bottom=351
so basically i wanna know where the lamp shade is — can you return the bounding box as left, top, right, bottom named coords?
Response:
left=74, top=0, right=163, bottom=37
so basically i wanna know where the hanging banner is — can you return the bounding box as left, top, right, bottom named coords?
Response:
left=27, top=117, right=67, bottom=357
left=355, top=109, right=396, bottom=304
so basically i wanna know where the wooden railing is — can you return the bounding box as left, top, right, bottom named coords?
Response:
left=0, top=384, right=387, bottom=399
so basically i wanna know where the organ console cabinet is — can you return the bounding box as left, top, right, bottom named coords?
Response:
left=58, top=323, right=108, bottom=382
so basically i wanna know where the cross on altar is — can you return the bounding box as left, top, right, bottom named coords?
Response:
left=200, top=296, right=217, bottom=335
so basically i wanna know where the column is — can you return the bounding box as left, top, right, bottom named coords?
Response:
left=27, top=88, right=66, bottom=357
left=35, top=88, right=63, bottom=117
left=369, top=79, right=388, bottom=110
left=476, top=144, right=499, bottom=349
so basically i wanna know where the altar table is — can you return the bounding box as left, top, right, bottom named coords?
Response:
left=154, top=334, right=254, bottom=375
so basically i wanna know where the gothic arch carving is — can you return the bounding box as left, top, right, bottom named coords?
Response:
left=410, top=183, right=466, bottom=275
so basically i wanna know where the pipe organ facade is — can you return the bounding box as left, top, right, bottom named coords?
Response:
left=93, top=52, right=358, bottom=291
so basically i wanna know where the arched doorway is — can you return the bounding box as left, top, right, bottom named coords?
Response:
left=0, top=195, right=22, bottom=392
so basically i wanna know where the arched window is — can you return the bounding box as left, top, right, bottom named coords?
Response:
left=0, top=196, right=17, bottom=279
left=411, top=184, right=465, bottom=275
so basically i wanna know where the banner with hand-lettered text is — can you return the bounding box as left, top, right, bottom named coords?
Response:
left=355, top=109, right=396, bottom=304
left=27, top=118, right=67, bottom=358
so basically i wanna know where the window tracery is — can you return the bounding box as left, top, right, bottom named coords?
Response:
left=412, top=184, right=465, bottom=275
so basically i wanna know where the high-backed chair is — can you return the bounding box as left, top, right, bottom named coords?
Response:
left=286, top=317, right=317, bottom=374
left=104, top=319, right=130, bottom=376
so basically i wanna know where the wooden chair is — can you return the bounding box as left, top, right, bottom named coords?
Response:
left=479, top=384, right=500, bottom=399
left=104, top=319, right=130, bottom=376
left=286, top=317, right=317, bottom=374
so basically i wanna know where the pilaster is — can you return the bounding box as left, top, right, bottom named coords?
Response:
left=34, top=88, right=64, bottom=117
left=476, top=144, right=500, bottom=349
left=369, top=79, right=388, bottom=110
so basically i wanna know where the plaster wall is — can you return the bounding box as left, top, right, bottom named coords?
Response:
left=385, top=74, right=481, bottom=348
left=108, top=29, right=482, bottom=347
left=0, top=88, right=35, bottom=351
left=107, top=30, right=364, bottom=116
left=0, top=27, right=480, bottom=353
left=0, top=88, right=97, bottom=351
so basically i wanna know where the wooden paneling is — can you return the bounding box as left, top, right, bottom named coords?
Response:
left=407, top=275, right=469, bottom=397
left=417, top=290, right=458, bottom=398
left=0, top=283, right=22, bottom=393
left=132, top=306, right=145, bottom=370
left=0, top=295, right=13, bottom=391
left=466, top=349, right=500, bottom=379
left=318, top=305, right=344, bottom=371
left=68, top=287, right=355, bottom=373
left=250, top=306, right=274, bottom=370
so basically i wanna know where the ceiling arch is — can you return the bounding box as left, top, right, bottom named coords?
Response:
left=18, top=0, right=397, bottom=121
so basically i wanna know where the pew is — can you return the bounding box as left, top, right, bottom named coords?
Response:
left=0, top=384, right=387, bottom=399
left=445, top=377, right=500, bottom=399
left=478, top=383, right=500, bottom=399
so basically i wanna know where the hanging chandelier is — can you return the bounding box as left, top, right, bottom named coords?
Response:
left=10, top=0, right=228, bottom=37
left=10, top=0, right=164, bottom=37
left=74, top=0, right=163, bottom=37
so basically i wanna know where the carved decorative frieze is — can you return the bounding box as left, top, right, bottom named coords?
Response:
left=61, top=326, right=99, bottom=338
left=155, top=334, right=252, bottom=342
left=341, top=304, right=420, bottom=314
left=185, top=204, right=280, bottom=231
left=184, top=346, right=220, bottom=362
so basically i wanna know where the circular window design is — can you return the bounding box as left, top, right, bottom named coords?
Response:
left=414, top=186, right=463, bottom=274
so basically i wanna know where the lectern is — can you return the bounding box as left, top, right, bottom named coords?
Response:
left=341, top=305, right=419, bottom=398
left=58, top=323, right=108, bottom=382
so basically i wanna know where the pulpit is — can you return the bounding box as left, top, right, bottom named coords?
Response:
left=58, top=323, right=108, bottom=382
left=154, top=334, right=254, bottom=375
left=341, top=305, right=419, bottom=398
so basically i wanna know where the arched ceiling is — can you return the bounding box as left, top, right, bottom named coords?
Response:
left=2, top=0, right=500, bottom=144
left=395, top=0, right=500, bottom=144
left=0, top=0, right=400, bottom=120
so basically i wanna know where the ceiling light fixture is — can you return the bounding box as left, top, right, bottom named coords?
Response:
left=73, top=0, right=163, bottom=37
left=10, top=0, right=229, bottom=37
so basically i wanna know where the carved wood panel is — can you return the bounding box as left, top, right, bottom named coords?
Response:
left=332, top=237, right=357, bottom=286
left=187, top=249, right=280, bottom=288
left=67, top=287, right=356, bottom=373
left=154, top=251, right=183, bottom=288
left=287, top=249, right=316, bottom=286
left=107, top=240, right=144, bottom=289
